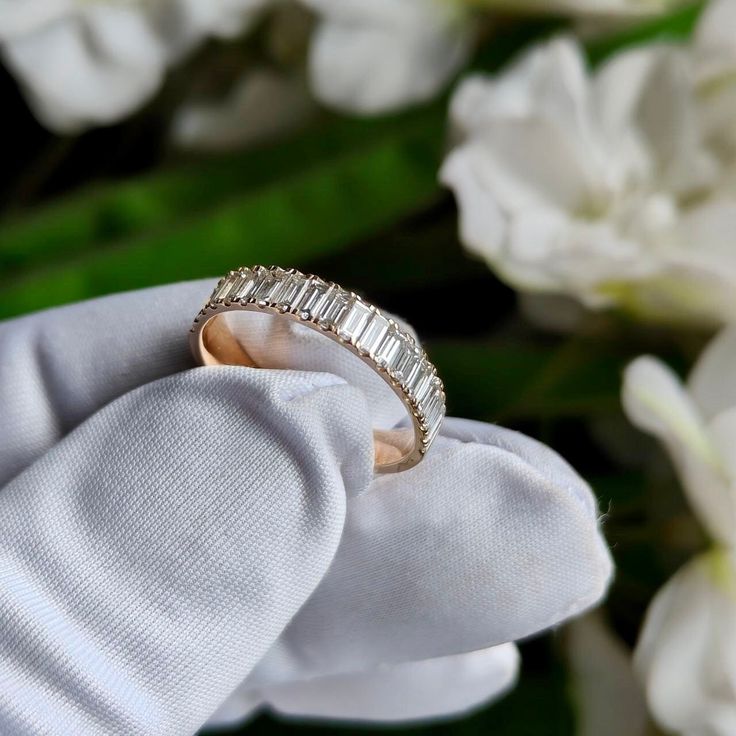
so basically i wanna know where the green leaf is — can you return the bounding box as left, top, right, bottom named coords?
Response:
left=0, top=108, right=443, bottom=277
left=586, top=1, right=705, bottom=65
left=429, top=337, right=629, bottom=422
left=0, top=1, right=706, bottom=322
left=471, top=1, right=704, bottom=74
left=0, top=117, right=444, bottom=319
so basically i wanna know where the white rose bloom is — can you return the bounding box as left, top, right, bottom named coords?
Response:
left=300, top=0, right=672, bottom=117
left=301, top=0, right=473, bottom=114
left=0, top=0, right=272, bottom=132
left=442, top=0, right=736, bottom=327
left=623, top=327, right=736, bottom=734
left=635, top=550, right=736, bottom=736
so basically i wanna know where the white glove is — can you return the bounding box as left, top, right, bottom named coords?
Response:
left=0, top=280, right=613, bottom=735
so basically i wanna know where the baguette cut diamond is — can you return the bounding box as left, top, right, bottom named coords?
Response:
left=229, top=273, right=250, bottom=301
left=406, top=360, right=431, bottom=398
left=337, top=300, right=372, bottom=342
left=212, top=278, right=233, bottom=302
left=278, top=274, right=309, bottom=310
left=268, top=272, right=292, bottom=303
left=413, top=369, right=436, bottom=405
left=296, top=279, right=329, bottom=319
left=243, top=269, right=267, bottom=301
left=253, top=272, right=278, bottom=302
left=318, top=286, right=350, bottom=328
left=403, top=360, right=422, bottom=392
left=357, top=314, right=389, bottom=355
left=391, top=339, right=420, bottom=383
left=229, top=272, right=252, bottom=301
left=421, top=390, right=444, bottom=433
left=385, top=334, right=410, bottom=375
left=374, top=328, right=402, bottom=368
left=194, top=266, right=445, bottom=472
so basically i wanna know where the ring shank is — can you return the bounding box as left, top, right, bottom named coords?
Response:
left=189, top=267, right=445, bottom=473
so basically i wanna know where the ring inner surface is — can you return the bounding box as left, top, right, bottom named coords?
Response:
left=199, top=311, right=416, bottom=468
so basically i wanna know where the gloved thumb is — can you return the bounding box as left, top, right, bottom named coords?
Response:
left=0, top=365, right=374, bottom=736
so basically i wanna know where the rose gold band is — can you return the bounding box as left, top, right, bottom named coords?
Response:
left=190, top=266, right=446, bottom=473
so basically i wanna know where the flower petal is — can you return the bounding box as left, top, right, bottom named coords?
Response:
left=635, top=551, right=736, bottom=736
left=693, top=0, right=736, bottom=76
left=0, top=0, right=75, bottom=40
left=689, top=327, right=736, bottom=421
left=1, top=7, right=166, bottom=132
left=439, top=143, right=509, bottom=268
left=305, top=0, right=470, bottom=113
left=622, top=356, right=733, bottom=544
left=442, top=37, right=658, bottom=300
left=0, top=0, right=272, bottom=131
left=170, top=0, right=272, bottom=41
left=597, top=44, right=717, bottom=195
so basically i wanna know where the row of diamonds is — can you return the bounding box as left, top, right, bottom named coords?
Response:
left=210, top=267, right=351, bottom=328
left=207, top=266, right=445, bottom=443
left=419, top=386, right=445, bottom=448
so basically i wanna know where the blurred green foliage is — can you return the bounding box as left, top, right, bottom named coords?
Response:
left=0, top=111, right=445, bottom=318
left=0, top=2, right=704, bottom=320
left=432, top=338, right=626, bottom=422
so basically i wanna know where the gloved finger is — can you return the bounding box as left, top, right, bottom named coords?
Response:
left=0, top=280, right=208, bottom=486
left=0, top=280, right=417, bottom=486
left=247, top=417, right=612, bottom=687
left=220, top=307, right=417, bottom=431
left=0, top=366, right=374, bottom=736
left=209, top=644, right=519, bottom=728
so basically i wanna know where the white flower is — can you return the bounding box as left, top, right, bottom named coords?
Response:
left=302, top=0, right=473, bottom=114
left=441, top=0, right=736, bottom=327
left=0, top=0, right=273, bottom=132
left=623, top=327, right=736, bottom=734
left=693, top=0, right=736, bottom=161
left=300, top=0, right=675, bottom=117
left=635, top=550, right=736, bottom=736
left=623, top=333, right=736, bottom=546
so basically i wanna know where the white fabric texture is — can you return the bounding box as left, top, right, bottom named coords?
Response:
left=214, top=644, right=520, bottom=725
left=0, top=280, right=613, bottom=735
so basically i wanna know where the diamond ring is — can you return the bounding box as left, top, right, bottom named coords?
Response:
left=190, top=266, right=445, bottom=473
